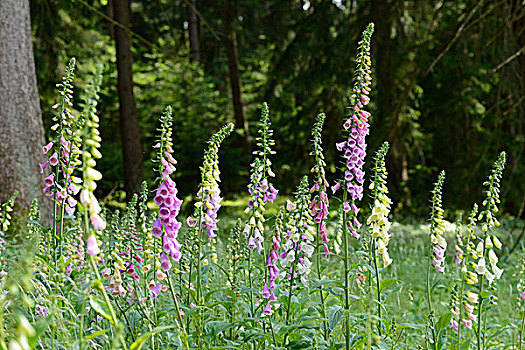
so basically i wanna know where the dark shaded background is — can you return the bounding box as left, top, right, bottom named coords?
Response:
left=30, top=0, right=525, bottom=216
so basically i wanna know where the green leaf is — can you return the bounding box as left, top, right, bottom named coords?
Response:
left=435, top=312, right=452, bottom=333
left=85, top=329, right=109, bottom=340
left=286, top=339, right=311, bottom=349
left=204, top=321, right=236, bottom=336
left=310, top=280, right=336, bottom=291
left=27, top=316, right=51, bottom=348
left=480, top=290, right=491, bottom=299
left=461, top=339, right=471, bottom=350
left=89, top=296, right=113, bottom=325
left=379, top=278, right=398, bottom=292
left=328, top=305, right=344, bottom=331
left=130, top=326, right=175, bottom=350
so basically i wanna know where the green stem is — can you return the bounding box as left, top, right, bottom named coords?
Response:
left=477, top=239, right=487, bottom=350
left=342, top=190, right=351, bottom=350
left=426, top=239, right=437, bottom=350
left=372, top=238, right=382, bottom=336
left=315, top=224, right=329, bottom=341
left=84, top=209, right=127, bottom=350
left=519, top=304, right=525, bottom=350
left=457, top=230, right=473, bottom=347
left=0, top=299, right=8, bottom=350
left=88, top=256, right=128, bottom=350
left=285, top=242, right=300, bottom=325
left=115, top=299, right=136, bottom=343
left=477, top=277, right=484, bottom=350
left=167, top=276, right=190, bottom=350
left=79, top=286, right=84, bottom=350
left=268, top=315, right=278, bottom=347
left=248, top=249, right=255, bottom=318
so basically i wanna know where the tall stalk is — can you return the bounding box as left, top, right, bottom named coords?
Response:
left=367, top=142, right=391, bottom=337
left=342, top=190, right=351, bottom=349
left=425, top=238, right=437, bottom=350
left=426, top=170, right=446, bottom=350
left=310, top=112, right=330, bottom=340
left=371, top=241, right=382, bottom=336
left=475, top=152, right=507, bottom=350
left=315, top=225, right=328, bottom=340
left=333, top=22, right=374, bottom=349
left=457, top=205, right=478, bottom=347
left=519, top=310, right=525, bottom=350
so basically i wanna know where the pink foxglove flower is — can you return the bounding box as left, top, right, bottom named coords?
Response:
left=86, top=234, right=100, bottom=256
left=152, top=107, right=184, bottom=275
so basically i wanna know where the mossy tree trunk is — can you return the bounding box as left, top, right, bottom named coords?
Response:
left=0, top=0, right=50, bottom=218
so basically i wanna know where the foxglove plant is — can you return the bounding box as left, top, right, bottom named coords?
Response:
left=333, top=23, right=374, bottom=348
left=449, top=213, right=463, bottom=332
left=79, top=66, right=106, bottom=256
left=367, top=142, right=392, bottom=336
left=152, top=107, right=183, bottom=271
left=309, top=113, right=330, bottom=337
left=279, top=176, right=315, bottom=324
left=310, top=113, right=330, bottom=254
left=456, top=205, right=479, bottom=345
left=244, top=103, right=278, bottom=317
left=367, top=142, right=393, bottom=268
left=40, top=58, right=84, bottom=259
left=425, top=170, right=446, bottom=350
left=186, top=123, right=233, bottom=347
left=187, top=123, right=234, bottom=242
left=76, top=66, right=127, bottom=350
left=151, top=106, right=188, bottom=348
left=429, top=171, right=447, bottom=274
left=265, top=206, right=287, bottom=317
left=245, top=103, right=278, bottom=251
left=475, top=152, right=506, bottom=350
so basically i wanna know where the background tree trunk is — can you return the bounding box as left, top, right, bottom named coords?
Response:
left=187, top=0, right=201, bottom=62
left=224, top=0, right=251, bottom=155
left=0, top=0, right=50, bottom=217
left=113, top=0, right=144, bottom=200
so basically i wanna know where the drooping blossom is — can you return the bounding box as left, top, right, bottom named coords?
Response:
left=152, top=107, right=183, bottom=275
left=187, top=124, right=234, bottom=242
left=429, top=171, right=447, bottom=273
left=275, top=178, right=315, bottom=318
left=309, top=113, right=330, bottom=255
left=367, top=142, right=393, bottom=267
left=245, top=103, right=278, bottom=257
left=333, top=24, right=374, bottom=239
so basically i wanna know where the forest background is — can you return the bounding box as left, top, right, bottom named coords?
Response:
left=2, top=0, right=524, bottom=219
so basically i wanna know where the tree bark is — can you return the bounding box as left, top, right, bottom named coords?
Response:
left=0, top=0, right=50, bottom=216
left=224, top=0, right=251, bottom=155
left=113, top=0, right=144, bottom=200
left=187, top=0, right=201, bottom=62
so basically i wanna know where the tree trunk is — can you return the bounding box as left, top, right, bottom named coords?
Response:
left=0, top=0, right=50, bottom=217
left=113, top=0, right=144, bottom=200
left=224, top=0, right=251, bottom=155
left=187, top=0, right=201, bottom=62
